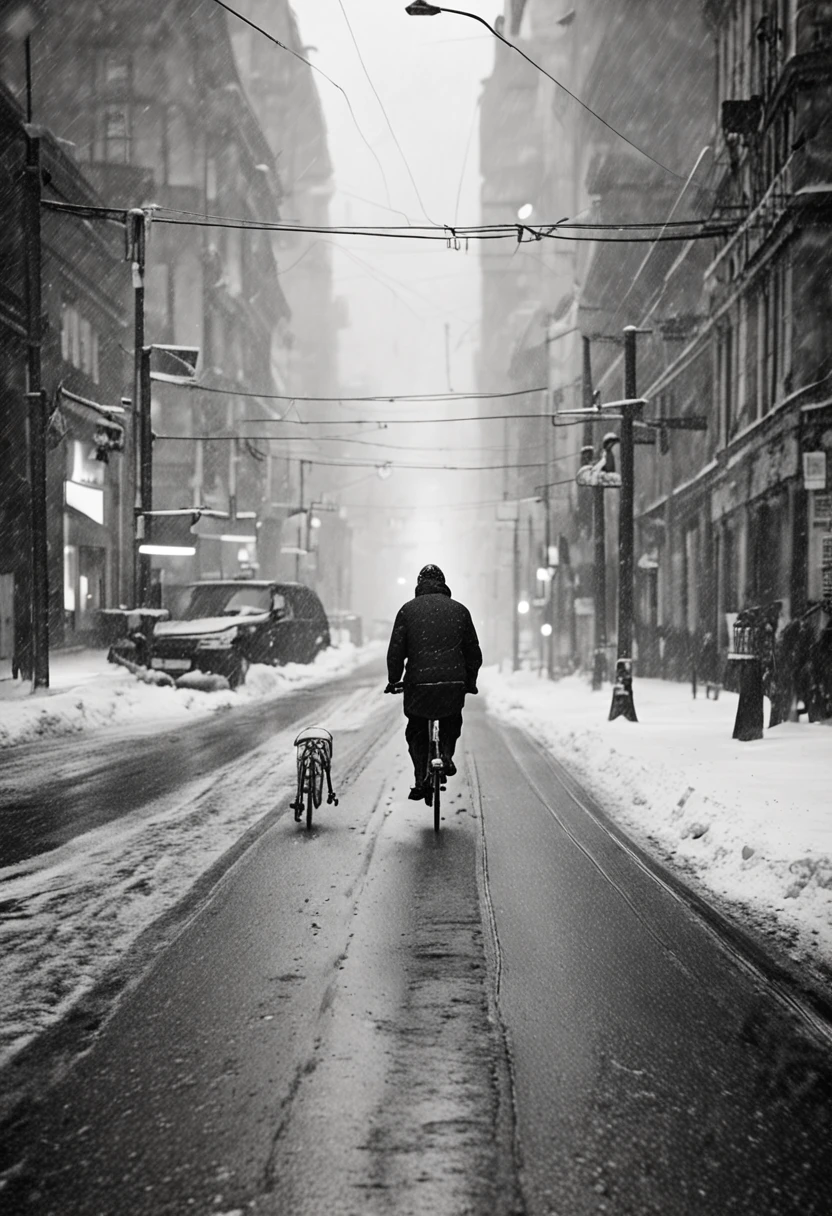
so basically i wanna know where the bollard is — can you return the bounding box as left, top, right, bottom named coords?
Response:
left=731, top=657, right=764, bottom=740
left=728, top=615, right=764, bottom=741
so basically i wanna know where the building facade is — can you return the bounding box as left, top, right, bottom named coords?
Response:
left=1, top=0, right=301, bottom=620
left=0, top=76, right=127, bottom=672
left=479, top=0, right=832, bottom=703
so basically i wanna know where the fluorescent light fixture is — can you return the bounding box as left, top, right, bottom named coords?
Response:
left=139, top=544, right=196, bottom=556
left=220, top=533, right=256, bottom=543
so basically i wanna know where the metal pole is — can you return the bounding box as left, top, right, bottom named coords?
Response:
left=581, top=335, right=607, bottom=689
left=24, top=121, right=49, bottom=688
left=296, top=460, right=306, bottom=582
left=130, top=210, right=146, bottom=607
left=138, top=346, right=153, bottom=606
left=609, top=326, right=638, bottom=721
left=543, top=486, right=554, bottom=678
left=512, top=515, right=520, bottom=672
left=593, top=482, right=607, bottom=690
left=581, top=335, right=594, bottom=445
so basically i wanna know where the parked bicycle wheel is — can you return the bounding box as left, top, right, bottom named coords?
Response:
left=305, top=759, right=315, bottom=829
left=312, top=754, right=324, bottom=809
left=432, top=768, right=441, bottom=832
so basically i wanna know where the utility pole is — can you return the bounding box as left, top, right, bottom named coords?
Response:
left=512, top=514, right=520, bottom=672
left=137, top=345, right=153, bottom=606
left=542, top=484, right=554, bottom=678
left=128, top=209, right=147, bottom=607
left=24, top=34, right=49, bottom=688
left=608, top=326, right=642, bottom=722
left=296, top=460, right=307, bottom=582
left=582, top=338, right=608, bottom=690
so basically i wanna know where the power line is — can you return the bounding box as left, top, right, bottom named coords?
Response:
left=152, top=440, right=550, bottom=471
left=42, top=199, right=735, bottom=243
left=336, top=0, right=436, bottom=225
left=169, top=383, right=548, bottom=403
left=344, top=481, right=576, bottom=510
left=209, top=0, right=397, bottom=212
left=440, top=7, right=686, bottom=182
left=241, top=412, right=552, bottom=424
left=226, top=431, right=578, bottom=458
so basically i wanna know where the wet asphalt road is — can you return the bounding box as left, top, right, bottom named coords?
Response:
left=0, top=663, right=385, bottom=867
left=0, top=677, right=518, bottom=1216
left=3, top=682, right=832, bottom=1215
left=469, top=708, right=832, bottom=1215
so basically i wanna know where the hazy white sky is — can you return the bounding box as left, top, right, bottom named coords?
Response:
left=291, top=0, right=496, bottom=395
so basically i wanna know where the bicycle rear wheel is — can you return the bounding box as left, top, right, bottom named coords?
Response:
left=312, top=755, right=324, bottom=809
left=306, top=770, right=314, bottom=830
left=433, top=770, right=441, bottom=832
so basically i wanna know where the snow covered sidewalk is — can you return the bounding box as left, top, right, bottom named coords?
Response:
left=481, top=668, right=832, bottom=983
left=0, top=642, right=382, bottom=749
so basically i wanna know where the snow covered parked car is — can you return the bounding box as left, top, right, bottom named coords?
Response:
left=149, top=580, right=330, bottom=687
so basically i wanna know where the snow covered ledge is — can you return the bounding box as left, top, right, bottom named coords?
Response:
left=480, top=668, right=832, bottom=986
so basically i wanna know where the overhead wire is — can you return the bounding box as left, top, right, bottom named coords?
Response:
left=168, top=383, right=548, bottom=402
left=434, top=7, right=687, bottom=182
left=335, top=0, right=436, bottom=225
left=42, top=199, right=735, bottom=243
left=209, top=0, right=398, bottom=214
left=151, top=441, right=550, bottom=471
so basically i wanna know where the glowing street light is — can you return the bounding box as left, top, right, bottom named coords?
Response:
left=517, top=203, right=534, bottom=220
left=517, top=600, right=530, bottom=615
left=541, top=623, right=553, bottom=637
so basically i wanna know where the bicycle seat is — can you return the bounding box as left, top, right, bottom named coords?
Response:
left=294, top=725, right=333, bottom=749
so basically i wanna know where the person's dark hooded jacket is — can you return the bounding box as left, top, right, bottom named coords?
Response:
left=387, top=574, right=482, bottom=718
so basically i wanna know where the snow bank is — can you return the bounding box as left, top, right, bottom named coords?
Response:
left=0, top=671, right=384, bottom=1068
left=481, top=668, right=832, bottom=979
left=0, top=642, right=381, bottom=749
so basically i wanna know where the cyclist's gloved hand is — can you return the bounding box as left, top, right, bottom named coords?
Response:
left=384, top=682, right=397, bottom=694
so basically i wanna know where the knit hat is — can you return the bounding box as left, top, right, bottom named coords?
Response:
left=417, top=563, right=445, bottom=585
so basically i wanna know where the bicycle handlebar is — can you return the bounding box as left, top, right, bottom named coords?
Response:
left=384, top=680, right=470, bottom=694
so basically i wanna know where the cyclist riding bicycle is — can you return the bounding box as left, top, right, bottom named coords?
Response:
left=385, top=564, right=482, bottom=801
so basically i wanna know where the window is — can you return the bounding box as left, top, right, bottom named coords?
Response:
left=103, top=107, right=130, bottom=164
left=61, top=302, right=100, bottom=383
left=103, top=52, right=130, bottom=88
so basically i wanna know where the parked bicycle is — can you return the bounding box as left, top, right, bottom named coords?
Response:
left=290, top=726, right=338, bottom=830
left=385, top=682, right=462, bottom=832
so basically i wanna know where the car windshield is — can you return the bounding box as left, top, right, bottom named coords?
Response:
left=180, top=585, right=272, bottom=619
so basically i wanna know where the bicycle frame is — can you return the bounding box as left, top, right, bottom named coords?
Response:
left=386, top=681, right=462, bottom=833
left=291, top=728, right=338, bottom=829
left=426, top=717, right=444, bottom=832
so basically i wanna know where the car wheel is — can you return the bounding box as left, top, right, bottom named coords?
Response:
left=228, top=656, right=249, bottom=689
